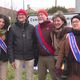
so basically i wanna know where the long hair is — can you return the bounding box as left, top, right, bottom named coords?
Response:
left=0, top=14, right=10, bottom=30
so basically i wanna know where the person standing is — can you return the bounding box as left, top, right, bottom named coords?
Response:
left=8, top=9, right=37, bottom=80
left=35, top=9, right=55, bottom=80
left=0, top=14, right=10, bottom=80
left=51, top=11, right=69, bottom=80
left=55, top=14, right=80, bottom=80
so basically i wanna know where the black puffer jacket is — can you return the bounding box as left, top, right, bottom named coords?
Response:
left=8, top=21, right=37, bottom=63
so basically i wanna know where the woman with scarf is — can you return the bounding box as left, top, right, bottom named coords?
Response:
left=55, top=14, right=80, bottom=80
left=51, top=11, right=68, bottom=80
left=0, top=14, right=10, bottom=80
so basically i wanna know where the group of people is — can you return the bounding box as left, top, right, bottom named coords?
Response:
left=0, top=8, right=80, bottom=80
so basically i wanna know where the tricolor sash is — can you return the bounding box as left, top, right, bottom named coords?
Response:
left=0, top=38, right=7, bottom=53
left=35, top=24, right=54, bottom=55
left=67, top=32, right=80, bottom=63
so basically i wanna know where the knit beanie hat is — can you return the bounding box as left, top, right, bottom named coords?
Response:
left=37, top=9, right=48, bottom=17
left=17, top=9, right=28, bottom=15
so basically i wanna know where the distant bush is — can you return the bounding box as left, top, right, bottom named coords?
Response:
left=47, top=6, right=68, bottom=14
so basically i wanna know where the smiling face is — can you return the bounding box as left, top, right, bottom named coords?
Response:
left=17, top=13, right=26, bottom=23
left=37, top=13, right=48, bottom=23
left=53, top=17, right=64, bottom=29
left=71, top=18, right=80, bottom=29
left=0, top=18, right=5, bottom=29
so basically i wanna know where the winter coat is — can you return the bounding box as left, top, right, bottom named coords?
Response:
left=56, top=29, right=80, bottom=80
left=8, top=21, right=37, bottom=63
left=0, top=31, right=8, bottom=62
left=35, top=20, right=53, bottom=56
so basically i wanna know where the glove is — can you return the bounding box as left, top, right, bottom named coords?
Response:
left=54, top=67, right=63, bottom=78
left=34, top=58, right=38, bottom=66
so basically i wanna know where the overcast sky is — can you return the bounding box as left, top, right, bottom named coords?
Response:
left=0, top=0, right=75, bottom=10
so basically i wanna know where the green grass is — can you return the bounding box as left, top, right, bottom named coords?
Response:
left=7, top=63, right=52, bottom=80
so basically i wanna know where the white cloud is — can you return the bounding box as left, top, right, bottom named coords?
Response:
left=0, top=0, right=75, bottom=10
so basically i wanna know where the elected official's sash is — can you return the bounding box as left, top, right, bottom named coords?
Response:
left=35, top=24, right=54, bottom=55
left=67, top=32, right=80, bottom=63
left=0, top=38, right=7, bottom=53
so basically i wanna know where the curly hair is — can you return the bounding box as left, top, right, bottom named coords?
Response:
left=0, top=14, right=10, bottom=29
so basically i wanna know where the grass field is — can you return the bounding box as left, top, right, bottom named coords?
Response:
left=7, top=63, right=52, bottom=80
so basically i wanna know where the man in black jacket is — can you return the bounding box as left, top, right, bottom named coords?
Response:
left=8, top=9, right=37, bottom=80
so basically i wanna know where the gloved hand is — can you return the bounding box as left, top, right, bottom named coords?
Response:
left=34, top=58, right=38, bottom=66
left=54, top=67, right=63, bottom=78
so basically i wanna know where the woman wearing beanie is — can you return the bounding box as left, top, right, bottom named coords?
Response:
left=0, top=14, right=10, bottom=80
left=35, top=9, right=56, bottom=80
left=8, top=9, right=37, bottom=80
left=55, top=14, right=80, bottom=80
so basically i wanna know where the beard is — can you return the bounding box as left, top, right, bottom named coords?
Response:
left=38, top=19, right=44, bottom=23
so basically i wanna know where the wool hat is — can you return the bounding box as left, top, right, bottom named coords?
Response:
left=37, top=9, right=48, bottom=17
left=17, top=9, right=28, bottom=15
